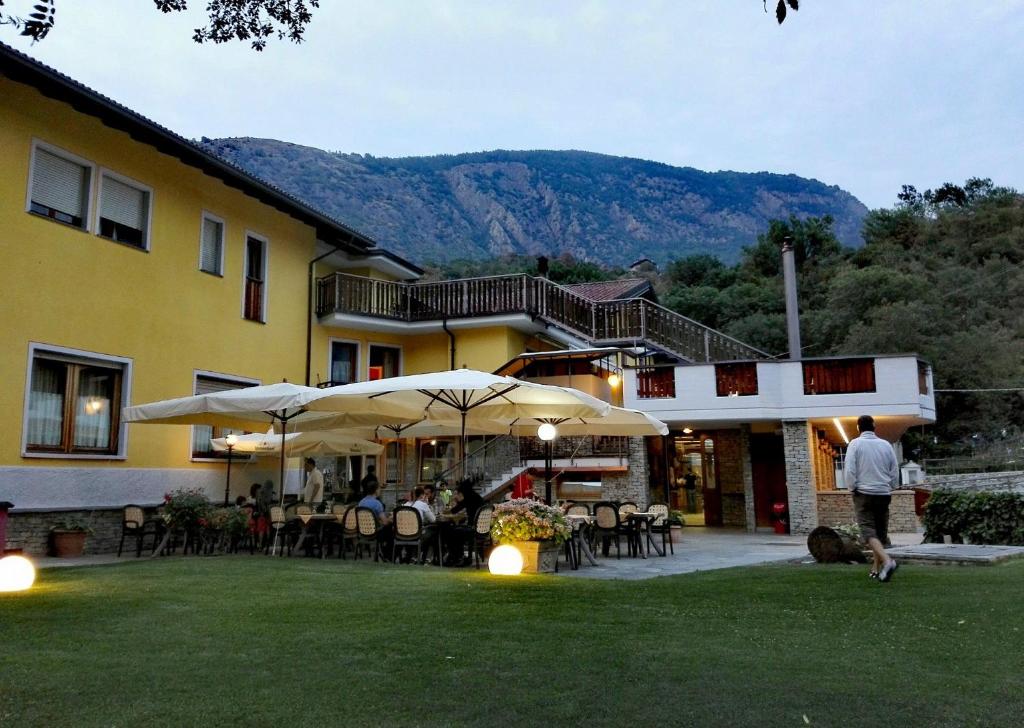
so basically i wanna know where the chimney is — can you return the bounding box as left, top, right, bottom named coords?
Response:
left=781, top=236, right=802, bottom=359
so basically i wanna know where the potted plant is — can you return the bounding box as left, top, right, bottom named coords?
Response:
left=490, top=498, right=571, bottom=573
left=668, top=510, right=686, bottom=543
left=162, top=488, right=213, bottom=553
left=50, top=518, right=93, bottom=557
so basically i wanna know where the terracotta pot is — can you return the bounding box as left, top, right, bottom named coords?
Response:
left=513, top=540, right=559, bottom=573
left=51, top=530, right=88, bottom=558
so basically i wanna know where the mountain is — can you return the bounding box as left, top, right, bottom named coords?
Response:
left=203, top=138, right=869, bottom=265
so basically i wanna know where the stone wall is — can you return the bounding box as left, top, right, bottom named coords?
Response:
left=923, top=471, right=1024, bottom=493
left=816, top=491, right=919, bottom=533
left=782, top=420, right=818, bottom=535
left=715, top=429, right=748, bottom=528
left=4, top=507, right=149, bottom=556
left=601, top=437, right=650, bottom=507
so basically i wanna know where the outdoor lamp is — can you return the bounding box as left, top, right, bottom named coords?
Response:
left=537, top=423, right=557, bottom=441
left=607, top=373, right=621, bottom=388
left=488, top=544, right=523, bottom=575
left=223, top=433, right=239, bottom=507
left=0, top=555, right=36, bottom=592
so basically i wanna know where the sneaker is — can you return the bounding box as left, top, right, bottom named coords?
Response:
left=879, top=560, right=899, bottom=583
left=869, top=570, right=879, bottom=579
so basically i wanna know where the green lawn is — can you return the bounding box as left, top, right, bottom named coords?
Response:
left=1, top=557, right=1022, bottom=727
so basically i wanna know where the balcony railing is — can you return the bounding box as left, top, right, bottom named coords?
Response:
left=317, top=272, right=766, bottom=363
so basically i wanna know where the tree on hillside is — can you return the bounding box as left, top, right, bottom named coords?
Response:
left=0, top=0, right=319, bottom=50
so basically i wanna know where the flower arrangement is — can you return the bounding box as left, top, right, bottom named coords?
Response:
left=162, top=488, right=212, bottom=529
left=491, top=498, right=571, bottom=546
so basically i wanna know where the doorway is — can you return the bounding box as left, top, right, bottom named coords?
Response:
left=667, top=432, right=720, bottom=527
left=750, top=433, right=787, bottom=528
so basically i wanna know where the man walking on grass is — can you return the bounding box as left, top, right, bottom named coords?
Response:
left=844, top=415, right=900, bottom=582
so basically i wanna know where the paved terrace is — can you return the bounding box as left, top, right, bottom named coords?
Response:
left=20, top=529, right=1024, bottom=579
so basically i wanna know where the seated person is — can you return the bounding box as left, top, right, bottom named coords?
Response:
left=401, top=486, right=438, bottom=563
left=357, top=480, right=393, bottom=558
left=357, top=480, right=391, bottom=527
left=443, top=480, right=484, bottom=566
left=404, top=486, right=437, bottom=526
left=423, top=483, right=442, bottom=517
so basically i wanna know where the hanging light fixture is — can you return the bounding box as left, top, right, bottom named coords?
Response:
left=537, top=423, right=557, bottom=441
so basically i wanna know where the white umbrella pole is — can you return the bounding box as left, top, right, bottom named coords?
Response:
left=272, top=414, right=288, bottom=556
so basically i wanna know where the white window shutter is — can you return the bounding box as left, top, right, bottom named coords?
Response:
left=32, top=148, right=89, bottom=220
left=100, top=175, right=147, bottom=231
left=200, top=217, right=223, bottom=273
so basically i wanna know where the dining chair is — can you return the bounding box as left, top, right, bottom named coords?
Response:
left=355, top=506, right=385, bottom=562
left=266, top=505, right=294, bottom=556
left=338, top=506, right=358, bottom=559
left=392, top=506, right=426, bottom=564
left=593, top=501, right=629, bottom=559
left=648, top=503, right=673, bottom=555
left=117, top=504, right=163, bottom=557
left=472, top=504, right=495, bottom=569
left=566, top=503, right=590, bottom=517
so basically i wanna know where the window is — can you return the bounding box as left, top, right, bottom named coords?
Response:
left=802, top=359, right=876, bottom=395
left=329, top=341, right=359, bottom=386
left=98, top=172, right=150, bottom=249
left=199, top=214, right=224, bottom=275
left=715, top=362, right=759, bottom=397
left=636, top=367, right=675, bottom=399
left=418, top=439, right=456, bottom=483
left=368, top=344, right=401, bottom=381
left=243, top=235, right=267, bottom=322
left=384, top=441, right=402, bottom=485
left=28, top=144, right=92, bottom=229
left=918, top=361, right=931, bottom=395
left=191, top=373, right=257, bottom=459
left=24, top=347, right=127, bottom=456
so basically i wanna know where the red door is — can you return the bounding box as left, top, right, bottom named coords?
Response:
left=701, top=436, right=722, bottom=526
left=750, top=434, right=787, bottom=528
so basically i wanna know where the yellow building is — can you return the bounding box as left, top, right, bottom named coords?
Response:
left=1, top=44, right=935, bottom=554
left=0, top=44, right=447, bottom=536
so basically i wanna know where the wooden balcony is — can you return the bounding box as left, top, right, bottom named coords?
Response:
left=316, top=272, right=766, bottom=363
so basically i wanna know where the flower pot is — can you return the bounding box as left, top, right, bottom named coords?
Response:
left=513, top=541, right=559, bottom=574
left=670, top=525, right=683, bottom=544
left=51, top=530, right=88, bottom=557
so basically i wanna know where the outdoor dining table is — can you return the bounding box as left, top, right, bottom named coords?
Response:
left=625, top=512, right=665, bottom=558
left=294, top=512, right=342, bottom=557
left=564, top=513, right=599, bottom=568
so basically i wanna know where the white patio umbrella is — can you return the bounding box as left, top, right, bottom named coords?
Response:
left=210, top=429, right=384, bottom=457
left=303, top=369, right=610, bottom=428
left=298, top=369, right=612, bottom=480
left=499, top=406, right=669, bottom=438
left=123, top=381, right=419, bottom=507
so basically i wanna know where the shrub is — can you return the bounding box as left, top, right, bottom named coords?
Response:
left=163, top=488, right=213, bottom=530
left=491, top=499, right=571, bottom=546
left=922, top=490, right=1024, bottom=545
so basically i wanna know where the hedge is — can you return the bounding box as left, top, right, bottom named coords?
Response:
left=922, top=490, right=1024, bottom=545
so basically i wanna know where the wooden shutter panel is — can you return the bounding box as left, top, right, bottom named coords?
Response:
left=32, top=148, right=89, bottom=220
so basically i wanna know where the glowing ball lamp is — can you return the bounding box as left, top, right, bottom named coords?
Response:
left=488, top=544, right=524, bottom=575
left=0, top=555, right=36, bottom=592
left=537, top=423, right=557, bottom=441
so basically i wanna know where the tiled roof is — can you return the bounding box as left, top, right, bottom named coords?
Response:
left=562, top=278, right=653, bottom=302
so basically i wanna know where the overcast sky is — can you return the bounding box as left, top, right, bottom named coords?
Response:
left=6, top=1, right=1023, bottom=209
